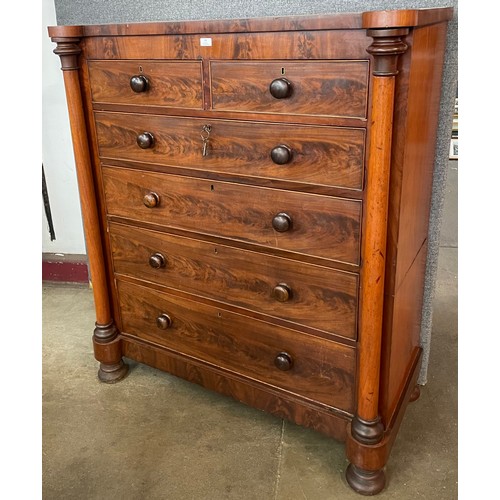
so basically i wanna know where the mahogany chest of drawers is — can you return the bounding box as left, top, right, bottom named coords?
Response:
left=49, top=7, right=452, bottom=495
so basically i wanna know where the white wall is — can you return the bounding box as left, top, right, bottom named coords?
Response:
left=42, top=0, right=86, bottom=255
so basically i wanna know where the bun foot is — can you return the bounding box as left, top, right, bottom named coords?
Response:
left=346, top=463, right=385, bottom=496
left=409, top=385, right=421, bottom=402
left=98, top=360, right=129, bottom=383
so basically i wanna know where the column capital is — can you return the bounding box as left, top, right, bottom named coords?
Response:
left=51, top=37, right=82, bottom=71
left=366, top=28, right=409, bottom=77
left=48, top=26, right=84, bottom=71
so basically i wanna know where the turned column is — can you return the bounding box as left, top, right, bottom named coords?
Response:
left=346, top=28, right=408, bottom=495
left=49, top=27, right=128, bottom=383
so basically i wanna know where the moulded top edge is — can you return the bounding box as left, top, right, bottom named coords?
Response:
left=362, top=7, right=453, bottom=29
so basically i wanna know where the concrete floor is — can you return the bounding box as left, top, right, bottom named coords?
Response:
left=42, top=161, right=457, bottom=499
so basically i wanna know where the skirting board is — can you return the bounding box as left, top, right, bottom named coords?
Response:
left=42, top=253, right=89, bottom=283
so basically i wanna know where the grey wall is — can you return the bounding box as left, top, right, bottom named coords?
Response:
left=54, top=0, right=457, bottom=26
left=51, top=0, right=458, bottom=384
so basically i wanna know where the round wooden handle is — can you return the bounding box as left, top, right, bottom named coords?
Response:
left=275, top=352, right=293, bottom=371
left=269, top=78, right=292, bottom=99
left=272, top=213, right=292, bottom=232
left=271, top=145, right=293, bottom=165
left=272, top=283, right=292, bottom=302
left=143, top=192, right=160, bottom=208
left=130, top=75, right=149, bottom=93
left=149, top=253, right=166, bottom=269
left=156, top=313, right=172, bottom=330
left=136, top=132, right=155, bottom=149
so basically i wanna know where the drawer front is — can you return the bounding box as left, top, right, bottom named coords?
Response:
left=95, top=112, right=365, bottom=190
left=109, top=223, right=358, bottom=339
left=117, top=279, right=356, bottom=412
left=210, top=60, right=369, bottom=118
left=88, top=60, right=203, bottom=109
left=102, top=166, right=361, bottom=265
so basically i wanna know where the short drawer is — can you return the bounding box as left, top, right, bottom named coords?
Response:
left=117, top=279, right=356, bottom=412
left=109, top=222, right=358, bottom=339
left=88, top=60, right=203, bottom=109
left=210, top=60, right=369, bottom=119
left=102, top=166, right=361, bottom=266
left=95, top=112, right=365, bottom=190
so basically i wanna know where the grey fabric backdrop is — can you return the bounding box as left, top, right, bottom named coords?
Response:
left=54, top=0, right=458, bottom=385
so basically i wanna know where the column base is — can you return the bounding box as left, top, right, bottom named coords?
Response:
left=93, top=323, right=128, bottom=383
left=351, top=415, right=384, bottom=445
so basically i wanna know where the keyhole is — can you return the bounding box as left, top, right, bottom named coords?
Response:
left=210, top=184, right=215, bottom=191
left=281, top=67, right=285, bottom=75
left=139, top=65, right=144, bottom=73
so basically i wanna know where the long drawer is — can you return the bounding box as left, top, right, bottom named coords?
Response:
left=88, top=60, right=204, bottom=109
left=117, top=279, right=356, bottom=412
left=95, top=112, right=365, bottom=190
left=109, top=222, right=358, bottom=339
left=210, top=60, right=369, bottom=119
left=102, top=166, right=361, bottom=265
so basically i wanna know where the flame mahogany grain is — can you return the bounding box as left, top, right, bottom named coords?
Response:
left=108, top=222, right=359, bottom=340
left=102, top=166, right=362, bottom=265
left=117, top=279, right=356, bottom=412
left=94, top=111, right=366, bottom=191
left=49, top=8, right=453, bottom=495
left=88, top=60, right=204, bottom=109
left=210, top=60, right=369, bottom=119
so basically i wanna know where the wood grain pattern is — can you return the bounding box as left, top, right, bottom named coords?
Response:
left=357, top=75, right=397, bottom=423
left=49, top=9, right=454, bottom=494
left=79, top=58, right=125, bottom=329
left=95, top=111, right=365, bottom=190
left=92, top=103, right=367, bottom=128
left=362, top=7, right=453, bottom=29
left=78, top=13, right=364, bottom=36
left=88, top=60, right=203, bottom=109
left=50, top=33, right=129, bottom=382
left=210, top=60, right=368, bottom=119
left=59, top=62, right=112, bottom=326
left=117, top=279, right=356, bottom=412
left=102, top=166, right=362, bottom=265
left=83, top=31, right=370, bottom=61
left=109, top=222, right=358, bottom=339
left=393, top=23, right=448, bottom=293
left=379, top=23, right=450, bottom=426
left=121, top=336, right=350, bottom=441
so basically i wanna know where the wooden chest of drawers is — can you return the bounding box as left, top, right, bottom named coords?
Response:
left=49, top=7, right=452, bottom=495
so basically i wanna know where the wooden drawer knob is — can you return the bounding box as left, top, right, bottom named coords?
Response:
left=275, top=352, right=293, bottom=371
left=130, top=75, right=149, bottom=93
left=271, top=145, right=293, bottom=165
left=156, top=313, right=172, bottom=330
left=272, top=212, right=292, bottom=232
left=137, top=132, right=155, bottom=149
left=143, top=192, right=160, bottom=208
left=272, top=283, right=292, bottom=302
left=269, top=78, right=292, bottom=99
left=149, top=252, right=166, bottom=269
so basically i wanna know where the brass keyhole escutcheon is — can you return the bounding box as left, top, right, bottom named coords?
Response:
left=201, top=124, right=212, bottom=156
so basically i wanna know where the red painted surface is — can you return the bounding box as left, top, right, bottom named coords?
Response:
left=42, top=257, right=89, bottom=283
